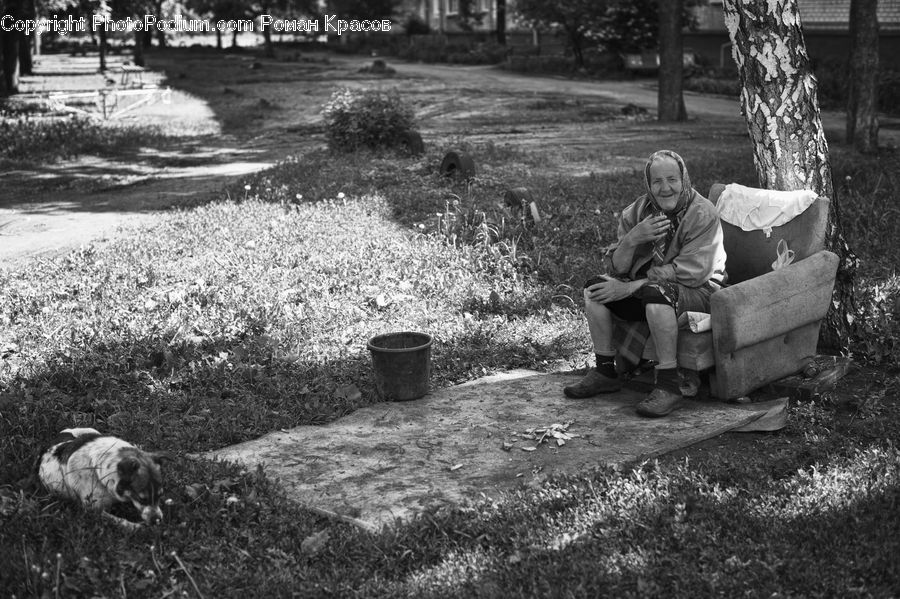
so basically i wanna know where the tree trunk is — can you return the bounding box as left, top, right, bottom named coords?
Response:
left=723, top=0, right=858, bottom=352
left=1, top=29, right=20, bottom=95
left=496, top=0, right=506, bottom=45
left=155, top=0, right=167, bottom=48
left=658, top=0, right=687, bottom=121
left=133, top=29, right=145, bottom=66
left=18, top=0, right=34, bottom=76
left=216, top=28, right=223, bottom=50
left=18, top=31, right=32, bottom=76
left=262, top=1, right=275, bottom=57
left=99, top=26, right=108, bottom=72
left=847, top=0, right=879, bottom=153
left=567, top=26, right=584, bottom=68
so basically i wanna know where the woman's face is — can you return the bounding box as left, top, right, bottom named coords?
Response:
left=648, top=157, right=683, bottom=212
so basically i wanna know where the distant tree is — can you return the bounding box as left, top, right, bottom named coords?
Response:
left=260, top=0, right=276, bottom=57
left=515, top=0, right=696, bottom=68
left=454, top=0, right=483, bottom=32
left=95, top=0, right=111, bottom=70
left=847, top=0, right=879, bottom=153
left=496, top=0, right=505, bottom=44
left=403, top=13, right=430, bottom=36
left=514, top=0, right=602, bottom=67
left=325, top=0, right=399, bottom=21
left=18, top=0, right=35, bottom=75
left=657, top=0, right=686, bottom=121
left=0, top=0, right=24, bottom=94
left=592, top=0, right=658, bottom=54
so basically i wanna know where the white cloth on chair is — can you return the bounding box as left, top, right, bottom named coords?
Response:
left=716, top=183, right=817, bottom=237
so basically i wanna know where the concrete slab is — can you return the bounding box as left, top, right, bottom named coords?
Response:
left=202, top=370, right=775, bottom=530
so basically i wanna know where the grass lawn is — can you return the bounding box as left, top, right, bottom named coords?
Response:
left=2, top=47, right=900, bottom=597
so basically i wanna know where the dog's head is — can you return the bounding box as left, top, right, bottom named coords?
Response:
left=114, top=448, right=173, bottom=525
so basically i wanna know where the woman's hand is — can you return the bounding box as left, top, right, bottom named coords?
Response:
left=647, top=264, right=676, bottom=282
left=584, top=277, right=641, bottom=304
left=626, top=214, right=671, bottom=245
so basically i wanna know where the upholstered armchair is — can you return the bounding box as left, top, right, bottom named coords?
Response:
left=646, top=183, right=840, bottom=400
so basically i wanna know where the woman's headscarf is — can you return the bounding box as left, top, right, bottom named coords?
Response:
left=643, top=149, right=695, bottom=215
left=643, top=150, right=697, bottom=265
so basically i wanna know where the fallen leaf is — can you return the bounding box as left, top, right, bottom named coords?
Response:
left=556, top=438, right=565, bottom=447
left=335, top=384, right=362, bottom=402
left=370, top=294, right=392, bottom=310
left=521, top=446, right=537, bottom=452
left=449, top=463, right=463, bottom=471
left=183, top=484, right=204, bottom=500
left=501, top=442, right=514, bottom=452
left=301, top=530, right=330, bottom=556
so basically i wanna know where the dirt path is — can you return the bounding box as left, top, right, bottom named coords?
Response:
left=2, top=52, right=896, bottom=267
left=0, top=139, right=287, bottom=264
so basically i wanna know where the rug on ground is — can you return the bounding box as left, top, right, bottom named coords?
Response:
left=202, top=370, right=784, bottom=530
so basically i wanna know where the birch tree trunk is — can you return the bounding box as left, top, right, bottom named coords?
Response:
left=847, top=0, right=879, bottom=153
left=722, top=0, right=858, bottom=352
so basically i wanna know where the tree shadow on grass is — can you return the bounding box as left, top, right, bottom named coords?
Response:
left=2, top=316, right=894, bottom=596
left=0, top=290, right=579, bottom=482
left=0, top=296, right=581, bottom=594
left=457, top=463, right=900, bottom=597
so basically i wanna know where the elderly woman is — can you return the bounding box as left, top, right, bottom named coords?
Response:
left=564, top=150, right=727, bottom=417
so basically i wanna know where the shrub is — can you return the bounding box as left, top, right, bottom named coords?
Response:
left=321, top=88, right=417, bottom=153
left=833, top=153, right=900, bottom=364
left=683, top=75, right=741, bottom=97
left=813, top=58, right=900, bottom=115
left=404, top=14, right=431, bottom=36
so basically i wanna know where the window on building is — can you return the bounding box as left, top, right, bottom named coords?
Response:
left=447, top=0, right=459, bottom=15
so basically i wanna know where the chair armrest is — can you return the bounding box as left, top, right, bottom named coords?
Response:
left=710, top=250, right=839, bottom=354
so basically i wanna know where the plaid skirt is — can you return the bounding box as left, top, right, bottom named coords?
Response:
left=606, top=280, right=718, bottom=370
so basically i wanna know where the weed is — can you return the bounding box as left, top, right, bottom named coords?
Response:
left=0, top=114, right=168, bottom=165
left=322, top=88, right=418, bottom=153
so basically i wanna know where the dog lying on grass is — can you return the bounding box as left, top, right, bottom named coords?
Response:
left=38, top=428, right=172, bottom=529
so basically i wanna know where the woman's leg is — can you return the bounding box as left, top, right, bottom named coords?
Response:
left=584, top=297, right=616, bottom=356
left=636, top=285, right=683, bottom=417
left=644, top=303, right=678, bottom=369
left=563, top=294, right=639, bottom=399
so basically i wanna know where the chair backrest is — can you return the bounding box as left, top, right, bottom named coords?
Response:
left=708, top=183, right=830, bottom=285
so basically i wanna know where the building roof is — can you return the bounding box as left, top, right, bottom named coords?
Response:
left=694, top=0, right=900, bottom=33
left=800, top=0, right=900, bottom=31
